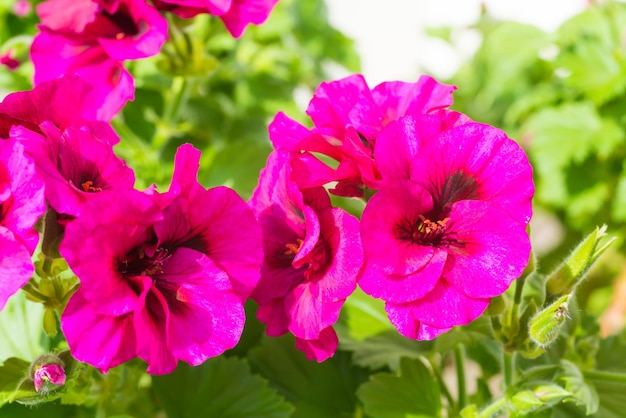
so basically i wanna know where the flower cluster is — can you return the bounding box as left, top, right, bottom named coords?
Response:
left=0, top=3, right=534, bottom=372
left=29, top=0, right=279, bottom=120
left=0, top=77, right=262, bottom=375
left=262, top=74, right=534, bottom=347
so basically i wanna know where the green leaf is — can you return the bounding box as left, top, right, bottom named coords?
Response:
left=339, top=330, right=432, bottom=371
left=0, top=292, right=45, bottom=361
left=555, top=3, right=626, bottom=104
left=559, top=360, right=599, bottom=415
left=342, top=287, right=393, bottom=341
left=249, top=335, right=366, bottom=418
left=357, top=357, right=441, bottom=418
left=0, top=358, right=30, bottom=407
left=152, top=356, right=292, bottom=418
left=610, top=161, right=626, bottom=222
left=525, top=102, right=623, bottom=210
left=0, top=401, right=83, bottom=417
left=434, top=316, right=493, bottom=353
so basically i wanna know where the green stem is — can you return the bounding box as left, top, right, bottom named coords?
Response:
left=428, top=356, right=456, bottom=411
left=21, top=282, right=48, bottom=303
left=479, top=396, right=508, bottom=418
left=513, top=273, right=527, bottom=306
left=583, top=369, right=626, bottom=384
left=502, top=350, right=516, bottom=389
left=455, top=345, right=468, bottom=410
left=153, top=76, right=192, bottom=152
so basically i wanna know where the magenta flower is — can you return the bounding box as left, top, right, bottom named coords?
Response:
left=269, top=74, right=459, bottom=197
left=13, top=0, right=32, bottom=17
left=249, top=150, right=363, bottom=361
left=358, top=116, right=533, bottom=338
left=0, top=139, right=46, bottom=311
left=152, top=0, right=279, bottom=38
left=59, top=144, right=262, bottom=374
left=31, top=0, right=167, bottom=119
left=0, top=75, right=118, bottom=140
left=33, top=363, right=66, bottom=392
left=0, top=50, right=20, bottom=70
left=12, top=122, right=134, bottom=217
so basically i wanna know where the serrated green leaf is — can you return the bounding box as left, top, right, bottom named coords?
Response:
left=555, top=4, right=626, bottom=104
left=559, top=360, right=599, bottom=415
left=357, top=357, right=441, bottom=418
left=0, top=357, right=30, bottom=407
left=524, top=102, right=624, bottom=209
left=510, top=389, right=544, bottom=413
left=249, top=335, right=366, bottom=418
left=434, top=317, right=493, bottom=353
left=152, top=356, right=292, bottom=418
left=339, top=330, right=432, bottom=371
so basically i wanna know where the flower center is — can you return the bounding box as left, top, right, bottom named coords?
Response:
left=396, top=215, right=451, bottom=247
left=103, top=5, right=140, bottom=38
left=284, top=238, right=304, bottom=256
left=81, top=180, right=102, bottom=193
left=119, top=246, right=171, bottom=278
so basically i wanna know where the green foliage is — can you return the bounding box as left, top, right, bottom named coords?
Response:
left=115, top=0, right=360, bottom=196
left=357, top=357, right=441, bottom=418
left=152, top=356, right=293, bottom=418
left=249, top=335, right=368, bottom=418
left=446, top=1, right=626, bottom=247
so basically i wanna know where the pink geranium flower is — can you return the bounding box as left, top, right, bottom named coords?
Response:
left=358, top=116, right=533, bottom=339
left=0, top=139, right=46, bottom=311
left=59, top=144, right=262, bottom=374
left=0, top=75, right=118, bottom=141
left=269, top=74, right=459, bottom=197
left=31, top=0, right=167, bottom=120
left=249, top=150, right=363, bottom=361
left=0, top=50, right=20, bottom=70
left=12, top=122, right=134, bottom=217
left=152, top=0, right=279, bottom=38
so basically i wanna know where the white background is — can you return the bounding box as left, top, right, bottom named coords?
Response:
left=326, top=0, right=588, bottom=84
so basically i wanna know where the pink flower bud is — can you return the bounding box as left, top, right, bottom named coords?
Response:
left=33, top=364, right=66, bottom=392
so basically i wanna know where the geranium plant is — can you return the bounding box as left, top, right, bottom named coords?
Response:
left=0, top=1, right=625, bottom=417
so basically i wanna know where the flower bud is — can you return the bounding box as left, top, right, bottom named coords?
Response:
left=33, top=364, right=66, bottom=392
left=29, top=353, right=66, bottom=394
left=529, top=294, right=571, bottom=348
left=545, top=225, right=614, bottom=297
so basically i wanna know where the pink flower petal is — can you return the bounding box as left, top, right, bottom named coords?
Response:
left=220, top=0, right=279, bottom=38
left=442, top=200, right=531, bottom=299
left=372, top=75, right=456, bottom=123
left=405, top=280, right=490, bottom=329
left=0, top=228, right=34, bottom=310
left=385, top=304, right=452, bottom=340
left=360, top=182, right=441, bottom=276
left=306, top=74, right=383, bottom=141
left=61, top=291, right=137, bottom=372
left=294, top=326, right=338, bottom=362
left=163, top=248, right=245, bottom=365
left=358, top=249, right=446, bottom=304
left=410, top=122, right=534, bottom=225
